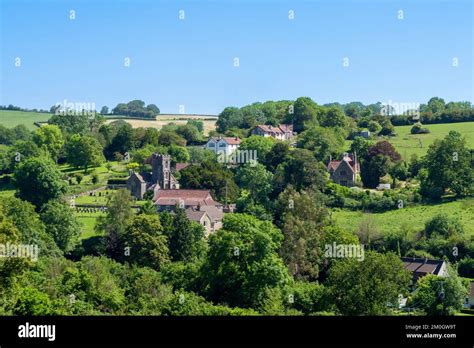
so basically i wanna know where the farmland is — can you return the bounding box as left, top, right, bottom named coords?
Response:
left=105, top=114, right=218, bottom=135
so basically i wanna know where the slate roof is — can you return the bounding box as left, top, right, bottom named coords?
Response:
left=401, top=257, right=446, bottom=277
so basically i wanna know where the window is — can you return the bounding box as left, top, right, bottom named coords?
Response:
left=208, top=142, right=215, bottom=147
left=340, top=180, right=348, bottom=186
left=219, top=142, right=226, bottom=147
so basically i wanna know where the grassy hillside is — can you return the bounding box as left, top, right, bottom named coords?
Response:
left=332, top=197, right=474, bottom=236
left=389, top=122, right=474, bottom=159
left=0, top=110, right=51, bottom=129
left=346, top=122, right=474, bottom=160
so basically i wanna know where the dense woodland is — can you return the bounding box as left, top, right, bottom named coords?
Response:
left=0, top=96, right=472, bottom=316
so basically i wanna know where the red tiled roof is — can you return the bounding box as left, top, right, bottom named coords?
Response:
left=153, top=189, right=217, bottom=206
left=255, top=125, right=284, bottom=134
left=209, top=137, right=241, bottom=145
left=328, top=156, right=359, bottom=173
left=328, top=161, right=341, bottom=171
left=175, top=163, right=190, bottom=171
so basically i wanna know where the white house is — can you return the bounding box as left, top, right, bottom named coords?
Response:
left=205, top=137, right=241, bottom=155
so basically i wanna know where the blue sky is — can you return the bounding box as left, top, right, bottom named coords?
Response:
left=1, top=0, right=472, bottom=114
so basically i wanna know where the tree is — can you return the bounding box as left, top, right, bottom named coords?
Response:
left=40, top=200, right=82, bottom=253
left=13, top=287, right=52, bottom=315
left=235, top=163, right=273, bottom=205
left=292, top=97, right=320, bottom=133
left=64, top=134, right=105, bottom=171
left=179, top=162, right=239, bottom=203
left=367, top=120, right=381, bottom=133
left=350, top=136, right=372, bottom=160
left=105, top=123, right=134, bottom=157
left=188, top=147, right=216, bottom=164
left=168, top=144, right=190, bottom=164
left=168, top=208, right=205, bottom=262
left=277, top=187, right=329, bottom=280
left=412, top=266, right=468, bottom=315
left=187, top=119, right=204, bottom=133
left=239, top=135, right=275, bottom=161
left=48, top=113, right=89, bottom=135
left=216, top=107, right=243, bottom=132
left=202, top=214, right=292, bottom=308
left=320, top=106, right=347, bottom=128
left=122, top=214, right=170, bottom=270
left=361, top=141, right=401, bottom=188
left=0, top=197, right=61, bottom=257
left=297, top=126, right=345, bottom=162
left=32, top=125, right=64, bottom=161
left=273, top=148, right=328, bottom=194
left=423, top=97, right=446, bottom=114
left=13, top=157, right=67, bottom=209
left=419, top=131, right=473, bottom=199
left=328, top=251, right=411, bottom=315
left=176, top=124, right=201, bottom=143
left=95, top=189, right=134, bottom=260
left=100, top=106, right=109, bottom=115
left=264, top=142, right=290, bottom=172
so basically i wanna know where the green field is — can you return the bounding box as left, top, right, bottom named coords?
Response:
left=332, top=197, right=474, bottom=236
left=75, top=211, right=105, bottom=240
left=0, top=110, right=51, bottom=130
left=389, top=122, right=474, bottom=159
left=346, top=122, right=474, bottom=160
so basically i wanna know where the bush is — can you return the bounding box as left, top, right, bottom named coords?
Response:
left=458, top=258, right=474, bottom=278
left=74, top=172, right=84, bottom=184
left=91, top=172, right=100, bottom=184
left=410, top=122, right=430, bottom=134
left=424, top=214, right=464, bottom=239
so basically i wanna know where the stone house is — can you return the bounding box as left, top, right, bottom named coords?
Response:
left=327, top=153, right=360, bottom=187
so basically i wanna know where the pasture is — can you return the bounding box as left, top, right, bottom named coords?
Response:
left=348, top=122, right=474, bottom=160
left=331, top=197, right=474, bottom=237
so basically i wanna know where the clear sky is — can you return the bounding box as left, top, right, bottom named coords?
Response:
left=1, top=0, right=472, bottom=114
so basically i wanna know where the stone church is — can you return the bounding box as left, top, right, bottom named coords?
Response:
left=127, top=154, right=179, bottom=199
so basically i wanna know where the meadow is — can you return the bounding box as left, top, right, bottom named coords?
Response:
left=0, top=110, right=51, bottom=129
left=331, top=197, right=474, bottom=237
left=346, top=122, right=474, bottom=160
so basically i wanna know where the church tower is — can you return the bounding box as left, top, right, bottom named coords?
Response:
left=151, top=154, right=179, bottom=189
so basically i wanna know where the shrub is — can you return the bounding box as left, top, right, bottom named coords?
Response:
left=457, top=258, right=474, bottom=278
